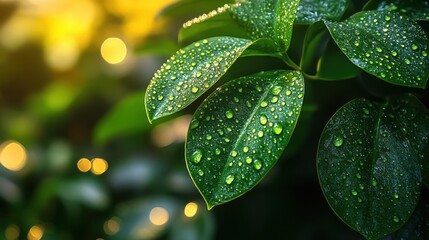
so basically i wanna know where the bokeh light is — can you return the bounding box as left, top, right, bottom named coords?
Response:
left=0, top=141, right=27, bottom=172
left=77, top=158, right=91, bottom=172
left=149, top=207, right=169, bottom=226
left=184, top=202, right=198, bottom=218
left=100, top=37, right=127, bottom=64
left=151, top=115, right=192, bottom=147
left=91, top=158, right=108, bottom=175
left=27, top=225, right=43, bottom=240
left=4, top=224, right=19, bottom=240
left=103, top=217, right=120, bottom=235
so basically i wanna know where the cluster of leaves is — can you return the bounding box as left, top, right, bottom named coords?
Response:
left=143, top=0, right=429, bottom=239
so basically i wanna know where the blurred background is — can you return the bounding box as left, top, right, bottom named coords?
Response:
left=0, top=0, right=378, bottom=239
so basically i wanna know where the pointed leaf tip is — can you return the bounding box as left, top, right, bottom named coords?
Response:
left=145, top=37, right=253, bottom=121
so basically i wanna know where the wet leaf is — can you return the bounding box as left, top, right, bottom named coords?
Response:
left=186, top=70, right=304, bottom=209
left=317, top=94, right=429, bottom=239
left=295, top=0, right=349, bottom=24
left=364, top=0, right=429, bottom=21
left=382, top=196, right=429, bottom=240
left=325, top=10, right=429, bottom=88
left=179, top=10, right=248, bottom=45
left=145, top=37, right=253, bottom=122
left=229, top=0, right=300, bottom=52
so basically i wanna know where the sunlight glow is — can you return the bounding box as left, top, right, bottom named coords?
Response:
left=77, top=158, right=91, bottom=172
left=91, top=158, right=108, bottom=175
left=101, top=38, right=127, bottom=64
left=184, top=202, right=198, bottom=218
left=0, top=141, right=27, bottom=172
left=5, top=224, right=19, bottom=240
left=27, top=225, right=43, bottom=240
left=104, top=217, right=120, bottom=235
left=149, top=207, right=169, bottom=226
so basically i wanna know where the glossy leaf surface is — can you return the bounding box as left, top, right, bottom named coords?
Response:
left=229, top=0, right=300, bottom=51
left=318, top=94, right=429, bottom=239
left=325, top=10, right=429, bottom=88
left=186, top=70, right=304, bottom=209
left=364, top=0, right=429, bottom=21
left=295, top=0, right=348, bottom=24
left=145, top=37, right=253, bottom=122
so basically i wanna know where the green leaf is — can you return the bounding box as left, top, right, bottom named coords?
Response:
left=186, top=70, right=304, bottom=209
left=229, top=0, right=300, bottom=51
left=317, top=94, right=429, bottom=239
left=299, top=21, right=361, bottom=80
left=145, top=37, right=253, bottom=122
left=178, top=10, right=249, bottom=45
left=300, top=21, right=328, bottom=74
left=315, top=37, right=362, bottom=80
left=382, top=196, right=429, bottom=240
left=364, top=0, right=429, bottom=21
left=295, top=0, right=349, bottom=24
left=325, top=10, right=429, bottom=88
left=94, top=92, right=149, bottom=145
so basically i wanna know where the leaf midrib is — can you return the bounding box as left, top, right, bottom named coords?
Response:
left=210, top=73, right=283, bottom=203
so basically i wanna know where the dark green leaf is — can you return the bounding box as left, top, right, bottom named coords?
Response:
left=295, top=0, right=349, bottom=24
left=94, top=92, right=149, bottom=145
left=364, top=0, right=429, bottom=21
left=315, top=38, right=362, bottom=80
left=382, top=196, right=429, bottom=240
left=186, top=70, right=304, bottom=209
left=178, top=10, right=249, bottom=45
left=229, top=0, right=300, bottom=51
left=318, top=94, right=428, bottom=239
left=300, top=21, right=328, bottom=74
left=325, top=10, right=429, bottom=88
left=145, top=37, right=253, bottom=122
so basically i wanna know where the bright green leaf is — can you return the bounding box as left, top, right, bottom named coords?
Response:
left=229, top=0, right=300, bottom=51
left=295, top=0, right=349, bottom=24
left=318, top=94, right=429, bottom=239
left=94, top=92, right=149, bottom=145
left=145, top=37, right=253, bottom=122
left=186, top=70, right=304, bottom=209
left=364, top=0, right=429, bottom=21
left=325, top=10, right=429, bottom=88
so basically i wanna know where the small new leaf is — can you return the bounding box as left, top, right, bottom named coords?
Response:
left=186, top=70, right=304, bottom=209
left=317, top=94, right=429, bottom=240
left=229, top=0, right=300, bottom=52
left=145, top=37, right=253, bottom=122
left=325, top=10, right=429, bottom=88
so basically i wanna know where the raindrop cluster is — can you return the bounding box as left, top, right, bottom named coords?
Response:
left=326, top=10, right=429, bottom=88
left=318, top=96, right=425, bottom=239
left=186, top=70, right=304, bottom=207
left=230, top=0, right=300, bottom=51
left=145, top=37, right=252, bottom=121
